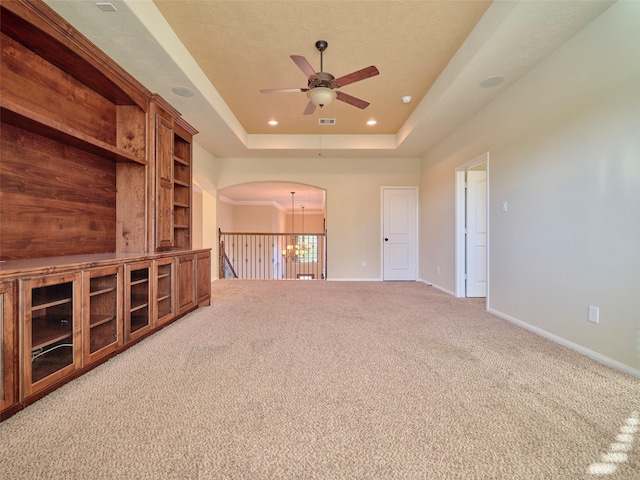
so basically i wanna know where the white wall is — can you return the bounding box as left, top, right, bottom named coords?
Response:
left=420, top=1, right=640, bottom=372
left=214, top=157, right=420, bottom=279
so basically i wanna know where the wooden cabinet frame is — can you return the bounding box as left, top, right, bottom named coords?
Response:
left=82, top=265, right=124, bottom=365
left=21, top=272, right=82, bottom=398
left=124, top=261, right=153, bottom=343
left=154, top=257, right=176, bottom=327
left=177, top=254, right=197, bottom=316
left=197, top=251, right=212, bottom=306
left=1, top=281, right=16, bottom=414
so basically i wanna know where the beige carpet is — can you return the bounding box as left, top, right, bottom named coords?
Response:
left=1, top=280, right=638, bottom=479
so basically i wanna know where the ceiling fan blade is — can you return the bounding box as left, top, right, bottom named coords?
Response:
left=336, top=91, right=370, bottom=109
left=335, top=65, right=379, bottom=87
left=303, top=101, right=316, bottom=115
left=260, top=88, right=309, bottom=94
left=291, top=55, right=317, bottom=79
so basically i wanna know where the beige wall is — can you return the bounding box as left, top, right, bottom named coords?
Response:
left=213, top=157, right=420, bottom=279
left=192, top=143, right=218, bottom=279
left=420, top=1, right=640, bottom=372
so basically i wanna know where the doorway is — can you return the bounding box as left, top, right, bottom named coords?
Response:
left=382, top=187, right=418, bottom=281
left=455, top=154, right=488, bottom=298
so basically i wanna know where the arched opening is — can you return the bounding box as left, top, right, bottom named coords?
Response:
left=218, top=182, right=327, bottom=279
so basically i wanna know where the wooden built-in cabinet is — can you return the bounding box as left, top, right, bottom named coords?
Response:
left=21, top=273, right=83, bottom=398
left=0, top=250, right=211, bottom=419
left=83, top=265, right=123, bottom=365
left=154, top=107, right=175, bottom=250
left=177, top=254, right=197, bottom=316
left=197, top=251, right=212, bottom=306
left=0, top=1, right=212, bottom=420
left=172, top=122, right=196, bottom=250
left=150, top=95, right=198, bottom=252
left=125, top=261, right=153, bottom=343
left=154, top=257, right=176, bottom=327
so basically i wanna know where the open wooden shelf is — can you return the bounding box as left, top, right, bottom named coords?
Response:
left=1, top=100, right=146, bottom=166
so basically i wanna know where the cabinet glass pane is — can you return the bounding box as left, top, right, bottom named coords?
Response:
left=89, top=274, right=118, bottom=354
left=31, top=282, right=74, bottom=383
left=157, top=264, right=172, bottom=318
left=130, top=268, right=149, bottom=333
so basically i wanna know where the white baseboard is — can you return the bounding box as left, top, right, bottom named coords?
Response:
left=418, top=279, right=456, bottom=297
left=488, top=307, right=640, bottom=380
left=327, top=278, right=381, bottom=282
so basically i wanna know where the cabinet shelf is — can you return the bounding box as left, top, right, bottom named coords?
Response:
left=174, top=202, right=189, bottom=208
left=1, top=99, right=146, bottom=166
left=90, top=286, right=117, bottom=297
left=31, top=317, right=73, bottom=351
left=174, top=156, right=190, bottom=166
left=174, top=179, right=190, bottom=188
left=130, top=278, right=149, bottom=287
left=31, top=297, right=72, bottom=312
left=130, top=302, right=149, bottom=313
left=89, top=314, right=116, bottom=329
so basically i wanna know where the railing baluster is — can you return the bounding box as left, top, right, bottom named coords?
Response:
left=218, top=231, right=326, bottom=280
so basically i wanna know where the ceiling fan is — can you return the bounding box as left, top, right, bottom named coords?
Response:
left=260, top=40, right=379, bottom=115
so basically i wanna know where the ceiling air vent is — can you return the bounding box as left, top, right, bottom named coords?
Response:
left=318, top=118, right=336, bottom=126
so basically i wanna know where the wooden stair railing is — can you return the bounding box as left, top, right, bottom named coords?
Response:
left=219, top=240, right=238, bottom=279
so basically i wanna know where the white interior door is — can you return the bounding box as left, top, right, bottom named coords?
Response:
left=466, top=170, right=487, bottom=297
left=383, top=188, right=417, bottom=281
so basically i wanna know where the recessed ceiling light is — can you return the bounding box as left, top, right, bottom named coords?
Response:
left=401, top=95, right=412, bottom=104
left=172, top=86, right=195, bottom=97
left=268, top=120, right=278, bottom=126
left=479, top=75, right=505, bottom=88
left=367, top=120, right=377, bottom=126
left=96, top=2, right=117, bottom=12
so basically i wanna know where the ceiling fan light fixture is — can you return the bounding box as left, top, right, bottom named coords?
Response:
left=307, top=87, right=337, bottom=108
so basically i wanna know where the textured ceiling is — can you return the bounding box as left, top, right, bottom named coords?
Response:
left=42, top=0, right=616, bottom=208
left=152, top=0, right=491, bottom=135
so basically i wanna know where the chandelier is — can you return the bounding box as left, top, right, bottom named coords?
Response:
left=282, top=191, right=308, bottom=261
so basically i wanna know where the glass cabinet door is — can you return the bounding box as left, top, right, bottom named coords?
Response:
left=83, top=265, right=123, bottom=365
left=155, top=258, right=175, bottom=327
left=22, top=273, right=82, bottom=397
left=125, top=262, right=152, bottom=343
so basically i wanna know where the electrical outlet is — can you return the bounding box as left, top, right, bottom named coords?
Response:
left=437, top=266, right=441, bottom=274
left=588, top=305, right=599, bottom=324
left=361, top=261, right=366, bottom=270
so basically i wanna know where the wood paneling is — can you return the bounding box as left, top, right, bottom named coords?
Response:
left=1, top=32, right=117, bottom=146
left=0, top=123, right=116, bottom=260
left=177, top=254, right=196, bottom=315
left=197, top=251, right=211, bottom=306
left=155, top=115, right=174, bottom=249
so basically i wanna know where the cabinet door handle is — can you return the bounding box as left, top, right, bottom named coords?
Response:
left=384, top=237, right=389, bottom=241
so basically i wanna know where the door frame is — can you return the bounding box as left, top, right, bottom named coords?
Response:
left=455, top=152, right=490, bottom=300
left=380, top=186, right=419, bottom=281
